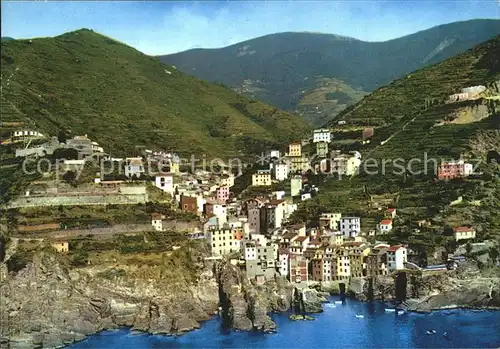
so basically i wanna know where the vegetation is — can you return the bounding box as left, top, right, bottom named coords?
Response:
left=160, top=19, right=500, bottom=124
left=0, top=29, right=309, bottom=161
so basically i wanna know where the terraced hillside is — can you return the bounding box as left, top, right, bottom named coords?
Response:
left=291, top=36, right=500, bottom=248
left=0, top=29, right=309, bottom=159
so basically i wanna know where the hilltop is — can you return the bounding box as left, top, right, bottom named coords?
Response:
left=0, top=29, right=309, bottom=159
left=160, top=19, right=500, bottom=126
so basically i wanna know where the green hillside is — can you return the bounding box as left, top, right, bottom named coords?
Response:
left=160, top=19, right=500, bottom=126
left=291, top=36, right=500, bottom=249
left=0, top=29, right=309, bottom=159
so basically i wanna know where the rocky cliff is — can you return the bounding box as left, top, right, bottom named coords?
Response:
left=352, top=263, right=500, bottom=312
left=1, top=249, right=327, bottom=348
left=214, top=260, right=326, bottom=332
left=1, top=250, right=220, bottom=348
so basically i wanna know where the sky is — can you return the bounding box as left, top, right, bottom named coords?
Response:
left=2, top=1, right=499, bottom=55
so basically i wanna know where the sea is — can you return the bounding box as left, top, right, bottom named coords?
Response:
left=69, top=296, right=500, bottom=348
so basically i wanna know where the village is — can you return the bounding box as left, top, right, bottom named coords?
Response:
left=3, top=118, right=481, bottom=287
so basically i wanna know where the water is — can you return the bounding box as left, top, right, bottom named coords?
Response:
left=70, top=297, right=500, bottom=348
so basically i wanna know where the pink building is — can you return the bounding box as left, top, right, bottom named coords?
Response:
left=438, top=160, right=473, bottom=180
left=216, top=186, right=230, bottom=204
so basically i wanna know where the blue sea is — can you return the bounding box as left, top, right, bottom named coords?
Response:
left=70, top=297, right=500, bottom=348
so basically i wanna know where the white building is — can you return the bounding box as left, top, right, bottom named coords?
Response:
left=242, top=241, right=258, bottom=260
left=212, top=204, right=228, bottom=224
left=387, top=245, right=407, bottom=272
left=268, top=150, right=281, bottom=160
left=274, top=163, right=289, bottom=181
left=454, top=227, right=476, bottom=241
left=301, top=193, right=311, bottom=201
left=155, top=175, right=174, bottom=194
left=278, top=249, right=290, bottom=277
left=340, top=217, right=361, bottom=237
left=313, top=129, right=332, bottom=143
left=125, top=157, right=145, bottom=178
left=151, top=213, right=164, bottom=231
left=378, top=219, right=393, bottom=234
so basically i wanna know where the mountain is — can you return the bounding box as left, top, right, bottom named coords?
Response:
left=1, top=37, right=15, bottom=41
left=159, top=19, right=500, bottom=126
left=293, top=35, right=500, bottom=239
left=0, top=29, right=309, bottom=159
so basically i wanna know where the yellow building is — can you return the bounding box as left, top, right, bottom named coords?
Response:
left=335, top=249, right=350, bottom=280
left=252, top=170, right=272, bottom=186
left=52, top=241, right=69, bottom=253
left=170, top=162, right=180, bottom=174
left=288, top=142, right=302, bottom=157
left=287, top=156, right=309, bottom=174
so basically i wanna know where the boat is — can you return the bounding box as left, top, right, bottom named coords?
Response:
left=385, top=308, right=396, bottom=313
left=355, top=314, right=364, bottom=319
left=426, top=330, right=437, bottom=335
left=325, top=303, right=336, bottom=308
left=397, top=310, right=405, bottom=315
left=304, top=315, right=315, bottom=321
left=334, top=301, right=342, bottom=304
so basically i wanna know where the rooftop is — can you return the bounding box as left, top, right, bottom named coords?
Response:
left=454, top=226, right=475, bottom=232
left=380, top=219, right=393, bottom=225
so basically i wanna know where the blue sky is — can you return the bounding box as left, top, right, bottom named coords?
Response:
left=2, top=1, right=499, bottom=55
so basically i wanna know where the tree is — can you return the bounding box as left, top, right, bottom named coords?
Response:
left=57, top=129, right=69, bottom=143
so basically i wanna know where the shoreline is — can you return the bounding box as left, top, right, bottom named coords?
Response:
left=59, top=297, right=500, bottom=348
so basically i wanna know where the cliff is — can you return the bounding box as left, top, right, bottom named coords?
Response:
left=352, top=263, right=500, bottom=311
left=214, top=260, right=326, bottom=332
left=1, top=251, right=220, bottom=348
left=0, top=249, right=327, bottom=348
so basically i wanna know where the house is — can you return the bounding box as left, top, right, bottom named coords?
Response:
left=329, top=152, right=361, bottom=177
left=216, top=186, right=230, bottom=204
left=387, top=208, right=397, bottom=219
left=334, top=249, right=350, bottom=280
left=319, top=213, right=342, bottom=231
left=273, top=163, right=289, bottom=181
left=313, top=129, right=331, bottom=143
left=301, top=193, right=311, bottom=201
left=289, top=254, right=308, bottom=283
left=221, top=174, right=235, bottom=188
left=290, top=176, right=302, bottom=196
left=252, top=170, right=272, bottom=186
left=387, top=245, right=407, bottom=272
left=438, top=160, right=473, bottom=180
left=453, top=227, right=476, bottom=241
left=264, top=200, right=287, bottom=231
left=13, top=130, right=45, bottom=139
left=180, top=195, right=198, bottom=213
left=362, top=128, right=374, bottom=141
left=65, top=135, right=94, bottom=158
left=288, top=142, right=302, bottom=157
left=378, top=219, right=393, bottom=234
left=316, top=142, right=329, bottom=158
left=125, top=157, right=145, bottom=179
left=245, top=243, right=277, bottom=280
left=337, top=120, right=347, bottom=125
left=290, top=223, right=307, bottom=237
left=366, top=247, right=388, bottom=277
left=207, top=226, right=243, bottom=256
left=51, top=240, right=69, bottom=253
left=151, top=213, right=165, bottom=231
left=288, top=156, right=310, bottom=174
left=340, top=217, right=361, bottom=237
left=278, top=248, right=290, bottom=277
left=155, top=175, right=174, bottom=194
left=268, top=150, right=281, bottom=160
left=290, top=236, right=309, bottom=254
left=204, top=202, right=227, bottom=224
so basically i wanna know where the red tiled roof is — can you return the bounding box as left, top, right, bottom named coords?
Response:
left=295, top=236, right=308, bottom=242
left=309, top=240, right=322, bottom=246
left=278, top=248, right=290, bottom=255
left=343, top=241, right=363, bottom=247
left=454, top=226, right=474, bottom=232
left=380, top=219, right=392, bottom=225
left=387, top=245, right=403, bottom=252
left=151, top=213, right=163, bottom=220
left=387, top=208, right=396, bottom=212
left=268, top=199, right=285, bottom=205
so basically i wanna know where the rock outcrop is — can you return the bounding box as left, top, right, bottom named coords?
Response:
left=358, top=263, right=500, bottom=311
left=1, top=252, right=219, bottom=348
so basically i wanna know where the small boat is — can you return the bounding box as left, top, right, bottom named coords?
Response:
left=325, top=303, right=336, bottom=308
left=397, top=310, right=405, bottom=315
left=426, top=330, right=437, bottom=335
left=334, top=301, right=342, bottom=304
left=304, top=315, right=315, bottom=321
left=355, top=314, right=364, bottom=319
left=385, top=308, right=396, bottom=313
left=443, top=332, right=451, bottom=340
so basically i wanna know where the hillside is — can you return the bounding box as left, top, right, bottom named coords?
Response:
left=160, top=19, right=500, bottom=126
left=292, top=36, right=500, bottom=248
left=0, top=29, right=309, bottom=159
